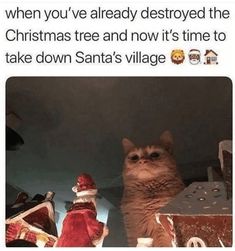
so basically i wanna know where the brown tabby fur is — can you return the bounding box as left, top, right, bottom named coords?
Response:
left=121, top=131, right=185, bottom=247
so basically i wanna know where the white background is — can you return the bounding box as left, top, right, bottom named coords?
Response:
left=0, top=0, right=234, bottom=249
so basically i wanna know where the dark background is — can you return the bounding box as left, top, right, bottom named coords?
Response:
left=6, top=77, right=232, bottom=245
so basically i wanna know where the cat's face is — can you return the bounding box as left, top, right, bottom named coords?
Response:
left=122, top=131, right=177, bottom=182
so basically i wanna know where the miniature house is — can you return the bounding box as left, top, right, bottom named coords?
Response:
left=204, top=50, right=218, bottom=65
left=156, top=140, right=232, bottom=247
left=156, top=182, right=232, bottom=247
left=6, top=192, right=58, bottom=247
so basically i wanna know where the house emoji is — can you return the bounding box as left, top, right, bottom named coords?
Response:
left=204, top=50, right=218, bottom=65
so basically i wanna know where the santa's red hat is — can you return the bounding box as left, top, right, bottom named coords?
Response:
left=72, top=173, right=97, bottom=197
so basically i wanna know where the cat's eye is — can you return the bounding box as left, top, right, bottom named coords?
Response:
left=129, top=154, right=139, bottom=161
left=149, top=152, right=160, bottom=159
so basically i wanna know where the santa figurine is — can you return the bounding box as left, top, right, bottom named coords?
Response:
left=56, top=173, right=109, bottom=247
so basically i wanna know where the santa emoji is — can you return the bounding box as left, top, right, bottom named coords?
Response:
left=56, top=173, right=109, bottom=247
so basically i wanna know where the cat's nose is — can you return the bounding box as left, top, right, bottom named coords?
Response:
left=139, top=159, right=149, bottom=164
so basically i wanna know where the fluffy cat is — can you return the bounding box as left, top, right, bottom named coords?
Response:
left=121, top=131, right=185, bottom=247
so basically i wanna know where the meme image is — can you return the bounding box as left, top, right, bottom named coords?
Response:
left=5, top=77, right=232, bottom=247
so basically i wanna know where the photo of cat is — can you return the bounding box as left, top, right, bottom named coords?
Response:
left=6, top=77, right=232, bottom=247
left=121, top=131, right=185, bottom=246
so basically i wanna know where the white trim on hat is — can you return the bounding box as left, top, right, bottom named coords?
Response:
left=72, top=186, right=98, bottom=197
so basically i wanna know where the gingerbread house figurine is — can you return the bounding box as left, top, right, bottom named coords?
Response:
left=156, top=182, right=232, bottom=247
left=56, top=173, right=109, bottom=247
left=156, top=140, right=232, bottom=247
left=6, top=191, right=58, bottom=247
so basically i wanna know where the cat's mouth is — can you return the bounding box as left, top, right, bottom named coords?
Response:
left=137, top=163, right=159, bottom=169
left=135, top=165, right=169, bottom=179
left=136, top=170, right=157, bottom=180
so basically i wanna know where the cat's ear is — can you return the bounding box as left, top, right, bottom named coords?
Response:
left=159, top=130, right=174, bottom=154
left=122, top=138, right=136, bottom=154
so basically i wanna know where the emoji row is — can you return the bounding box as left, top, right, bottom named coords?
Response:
left=171, top=49, right=218, bottom=65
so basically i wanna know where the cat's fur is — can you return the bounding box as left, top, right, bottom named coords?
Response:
left=121, top=131, right=185, bottom=247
